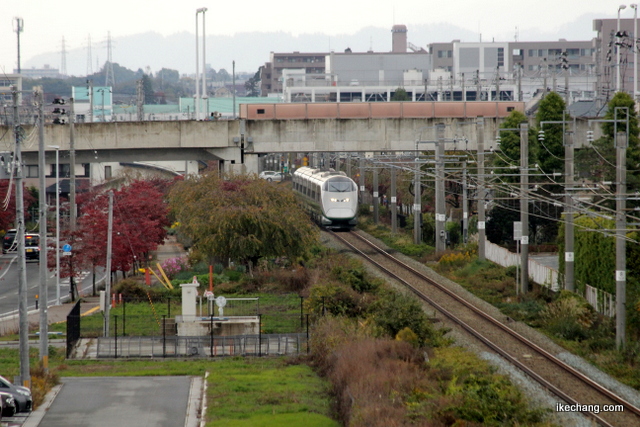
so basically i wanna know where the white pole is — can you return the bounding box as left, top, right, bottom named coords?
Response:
left=195, top=11, right=200, bottom=121
left=55, top=148, right=60, bottom=305
left=202, top=8, right=208, bottom=120
left=634, top=5, right=638, bottom=100
left=48, top=145, right=60, bottom=304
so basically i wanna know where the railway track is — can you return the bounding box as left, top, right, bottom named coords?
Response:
left=329, top=229, right=640, bottom=427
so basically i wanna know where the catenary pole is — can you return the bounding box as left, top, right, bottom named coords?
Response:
left=520, top=123, right=529, bottom=294
left=477, top=117, right=486, bottom=260
left=435, top=123, right=446, bottom=253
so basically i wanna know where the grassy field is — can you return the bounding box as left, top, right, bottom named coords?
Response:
left=2, top=348, right=337, bottom=426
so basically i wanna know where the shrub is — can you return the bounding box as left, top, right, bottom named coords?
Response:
left=159, top=257, right=190, bottom=279
left=369, top=290, right=447, bottom=347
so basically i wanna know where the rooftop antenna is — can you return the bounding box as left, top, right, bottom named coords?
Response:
left=370, top=36, right=373, bottom=52
left=60, top=36, right=67, bottom=76
left=514, top=26, right=519, bottom=42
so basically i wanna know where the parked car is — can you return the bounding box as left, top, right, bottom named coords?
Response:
left=258, top=171, right=286, bottom=182
left=0, top=391, right=16, bottom=417
left=0, top=376, right=32, bottom=413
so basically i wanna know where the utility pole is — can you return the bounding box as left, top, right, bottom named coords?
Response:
left=232, top=60, right=236, bottom=119
left=359, top=157, right=365, bottom=206
left=36, top=87, right=49, bottom=369
left=136, top=79, right=144, bottom=121
left=15, top=18, right=24, bottom=74
left=564, top=117, right=575, bottom=292
left=104, top=191, right=114, bottom=337
left=495, top=66, right=500, bottom=101
left=69, top=98, right=77, bottom=300
left=520, top=123, right=529, bottom=294
left=463, top=162, right=469, bottom=243
left=391, top=165, right=397, bottom=233
left=517, top=64, right=523, bottom=102
left=413, top=150, right=422, bottom=245
left=13, top=87, right=30, bottom=387
left=477, top=117, right=486, bottom=261
left=435, top=123, right=446, bottom=253
left=69, top=98, right=76, bottom=229
left=87, top=80, right=94, bottom=123
left=373, top=165, right=379, bottom=224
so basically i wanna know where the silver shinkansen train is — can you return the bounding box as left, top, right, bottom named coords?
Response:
left=292, top=167, right=358, bottom=229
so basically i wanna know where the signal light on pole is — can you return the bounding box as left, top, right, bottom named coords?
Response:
left=53, top=98, right=65, bottom=105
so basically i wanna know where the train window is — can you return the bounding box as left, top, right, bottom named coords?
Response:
left=324, top=177, right=356, bottom=192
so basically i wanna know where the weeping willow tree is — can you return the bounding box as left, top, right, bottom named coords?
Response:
left=168, top=172, right=318, bottom=268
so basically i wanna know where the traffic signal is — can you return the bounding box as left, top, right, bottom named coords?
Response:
left=52, top=98, right=67, bottom=125
left=560, top=51, right=568, bottom=70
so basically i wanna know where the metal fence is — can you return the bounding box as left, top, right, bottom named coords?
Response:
left=95, top=333, right=308, bottom=358
left=66, top=300, right=82, bottom=358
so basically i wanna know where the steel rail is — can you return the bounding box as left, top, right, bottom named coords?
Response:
left=330, top=229, right=640, bottom=427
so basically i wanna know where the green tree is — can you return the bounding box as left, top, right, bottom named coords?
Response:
left=168, top=173, right=318, bottom=267
left=391, top=88, right=409, bottom=101
left=576, top=92, right=640, bottom=202
left=534, top=92, right=567, bottom=176
left=142, top=74, right=155, bottom=104
left=491, top=110, right=529, bottom=182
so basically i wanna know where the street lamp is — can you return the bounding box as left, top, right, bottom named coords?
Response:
left=195, top=7, right=207, bottom=121
left=618, top=4, right=628, bottom=92
left=201, top=7, right=208, bottom=119
left=47, top=145, right=61, bottom=305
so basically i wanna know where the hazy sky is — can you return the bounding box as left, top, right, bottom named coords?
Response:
left=0, top=0, right=627, bottom=76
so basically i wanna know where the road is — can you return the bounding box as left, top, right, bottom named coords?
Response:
left=0, top=253, right=103, bottom=313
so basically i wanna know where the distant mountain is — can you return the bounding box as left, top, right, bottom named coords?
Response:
left=24, top=14, right=600, bottom=77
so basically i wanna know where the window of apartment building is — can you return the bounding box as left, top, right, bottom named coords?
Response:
left=105, top=166, right=112, bottom=179
left=25, top=165, right=38, bottom=178
left=51, top=164, right=70, bottom=178
left=580, top=48, right=595, bottom=57
left=566, top=48, right=580, bottom=58
left=548, top=48, right=562, bottom=58
left=438, top=50, right=452, bottom=58
left=498, top=47, right=504, bottom=67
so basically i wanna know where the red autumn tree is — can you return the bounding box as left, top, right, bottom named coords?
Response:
left=49, top=179, right=171, bottom=297
left=0, top=180, right=38, bottom=232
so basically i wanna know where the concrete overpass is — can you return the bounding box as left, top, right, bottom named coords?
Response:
left=3, top=101, right=600, bottom=175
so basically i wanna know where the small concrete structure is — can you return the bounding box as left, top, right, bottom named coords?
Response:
left=176, top=280, right=259, bottom=337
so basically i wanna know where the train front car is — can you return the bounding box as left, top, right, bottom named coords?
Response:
left=293, top=167, right=358, bottom=230
left=320, top=174, right=358, bottom=229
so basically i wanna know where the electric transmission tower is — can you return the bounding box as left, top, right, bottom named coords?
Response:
left=105, top=31, right=115, bottom=87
